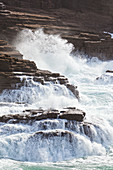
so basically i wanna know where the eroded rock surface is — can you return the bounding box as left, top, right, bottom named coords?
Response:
left=0, top=107, right=86, bottom=123
left=0, top=54, right=79, bottom=98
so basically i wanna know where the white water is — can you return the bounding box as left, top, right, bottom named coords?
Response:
left=0, top=29, right=113, bottom=169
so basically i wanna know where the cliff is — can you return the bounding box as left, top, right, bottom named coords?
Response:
left=0, top=0, right=113, bottom=60
left=0, top=0, right=113, bottom=94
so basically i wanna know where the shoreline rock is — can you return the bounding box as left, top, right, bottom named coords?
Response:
left=0, top=54, right=79, bottom=99
left=0, top=108, right=86, bottom=124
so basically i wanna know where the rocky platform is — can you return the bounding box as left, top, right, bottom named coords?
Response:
left=0, top=107, right=86, bottom=123
left=0, top=107, right=103, bottom=145
left=0, top=54, right=79, bottom=98
left=0, top=106, right=95, bottom=142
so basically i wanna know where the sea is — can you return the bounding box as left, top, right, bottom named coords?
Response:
left=0, top=29, right=113, bottom=169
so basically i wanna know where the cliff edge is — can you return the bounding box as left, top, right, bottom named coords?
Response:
left=0, top=0, right=113, bottom=60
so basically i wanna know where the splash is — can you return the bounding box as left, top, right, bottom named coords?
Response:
left=0, top=29, right=113, bottom=164
left=14, top=29, right=113, bottom=121
left=15, top=29, right=75, bottom=74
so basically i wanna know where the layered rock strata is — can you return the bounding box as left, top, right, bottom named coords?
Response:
left=0, top=107, right=86, bottom=123
left=0, top=54, right=79, bottom=98
left=0, top=107, right=99, bottom=143
left=0, top=1, right=113, bottom=60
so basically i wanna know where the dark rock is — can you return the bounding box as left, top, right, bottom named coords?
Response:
left=33, top=77, right=44, bottom=85
left=32, top=130, right=72, bottom=139
left=59, top=108, right=86, bottom=122
left=63, top=33, right=113, bottom=61
left=0, top=108, right=85, bottom=124
left=96, top=71, right=113, bottom=83
left=58, top=76, right=69, bottom=84
left=1, top=0, right=113, bottom=61
left=0, top=2, right=6, bottom=10
left=66, top=84, right=79, bottom=99
left=0, top=54, right=37, bottom=73
left=0, top=54, right=79, bottom=100
left=106, top=70, right=113, bottom=73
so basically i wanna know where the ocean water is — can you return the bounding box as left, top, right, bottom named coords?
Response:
left=0, top=29, right=113, bottom=169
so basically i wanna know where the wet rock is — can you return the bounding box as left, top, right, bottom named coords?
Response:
left=96, top=71, right=113, bottom=83
left=0, top=54, right=79, bottom=99
left=31, top=130, right=73, bottom=139
left=106, top=70, right=113, bottom=73
left=63, top=33, right=113, bottom=61
left=66, top=84, right=79, bottom=99
left=0, top=108, right=86, bottom=124
left=59, top=108, right=85, bottom=122
left=24, top=129, right=78, bottom=162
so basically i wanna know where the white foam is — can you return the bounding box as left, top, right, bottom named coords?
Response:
left=0, top=29, right=113, bottom=163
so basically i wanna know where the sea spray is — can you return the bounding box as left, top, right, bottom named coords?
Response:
left=0, top=121, right=107, bottom=162
left=0, top=78, right=78, bottom=111
left=0, top=29, right=113, bottom=165
left=15, top=29, right=113, bottom=120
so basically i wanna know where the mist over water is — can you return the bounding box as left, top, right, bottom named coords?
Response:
left=15, top=29, right=113, bottom=121
left=0, top=29, right=113, bottom=169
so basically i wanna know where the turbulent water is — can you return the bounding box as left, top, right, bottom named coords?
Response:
left=0, top=29, right=113, bottom=169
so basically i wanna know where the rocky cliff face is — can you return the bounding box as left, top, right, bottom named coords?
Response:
left=0, top=0, right=113, bottom=94
left=2, top=0, right=113, bottom=16
left=1, top=0, right=113, bottom=60
left=0, top=0, right=113, bottom=99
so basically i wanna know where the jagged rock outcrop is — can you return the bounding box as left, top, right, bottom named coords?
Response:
left=0, top=107, right=86, bottom=123
left=63, top=32, right=113, bottom=61
left=0, top=54, right=79, bottom=98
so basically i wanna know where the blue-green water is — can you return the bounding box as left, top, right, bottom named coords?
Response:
left=1, top=156, right=113, bottom=170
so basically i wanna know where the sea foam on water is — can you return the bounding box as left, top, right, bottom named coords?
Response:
left=0, top=29, right=113, bottom=165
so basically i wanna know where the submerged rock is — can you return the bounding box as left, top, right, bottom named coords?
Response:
left=0, top=128, right=101, bottom=162
left=96, top=70, right=113, bottom=84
